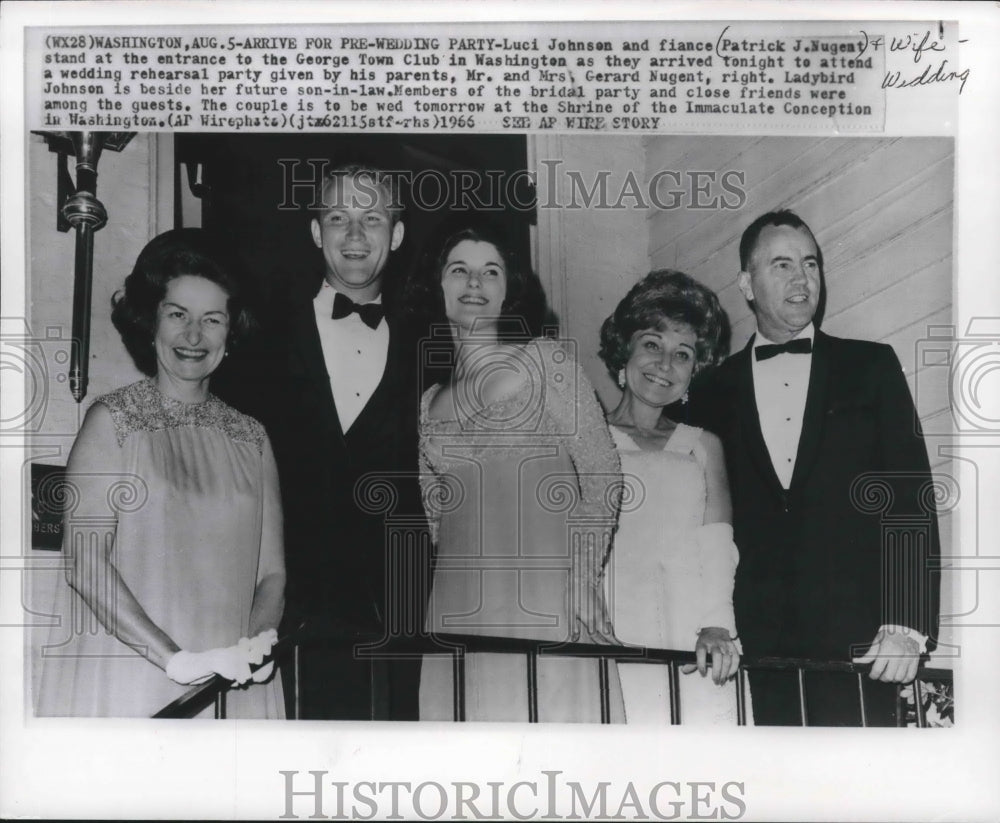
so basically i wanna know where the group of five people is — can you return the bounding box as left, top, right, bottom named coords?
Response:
left=37, top=163, right=939, bottom=726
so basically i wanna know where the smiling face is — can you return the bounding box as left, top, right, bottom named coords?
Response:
left=440, top=239, right=507, bottom=333
left=310, top=174, right=405, bottom=301
left=153, top=275, right=230, bottom=394
left=623, top=319, right=698, bottom=409
left=738, top=223, right=821, bottom=343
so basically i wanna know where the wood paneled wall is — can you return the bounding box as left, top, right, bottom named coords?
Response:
left=647, top=135, right=953, bottom=444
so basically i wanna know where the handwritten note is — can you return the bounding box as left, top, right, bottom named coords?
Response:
left=859, top=27, right=970, bottom=94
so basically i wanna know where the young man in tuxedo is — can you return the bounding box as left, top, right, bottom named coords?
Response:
left=267, top=164, right=430, bottom=720
left=695, top=210, right=940, bottom=726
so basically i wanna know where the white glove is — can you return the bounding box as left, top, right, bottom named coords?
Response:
left=238, top=629, right=278, bottom=683
left=694, top=522, right=740, bottom=637
left=166, top=645, right=253, bottom=686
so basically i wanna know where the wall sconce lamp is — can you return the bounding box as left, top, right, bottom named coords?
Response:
left=35, top=131, right=135, bottom=403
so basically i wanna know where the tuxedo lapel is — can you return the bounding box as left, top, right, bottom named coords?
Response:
left=289, top=303, right=345, bottom=443
left=735, top=339, right=786, bottom=501
left=789, top=330, right=830, bottom=491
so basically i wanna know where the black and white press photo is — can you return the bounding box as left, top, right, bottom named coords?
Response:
left=2, top=3, right=998, bottom=821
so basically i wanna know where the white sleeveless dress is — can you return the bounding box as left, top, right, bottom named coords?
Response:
left=607, top=422, right=741, bottom=725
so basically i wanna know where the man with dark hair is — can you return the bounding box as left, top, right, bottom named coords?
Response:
left=695, top=209, right=940, bottom=725
left=222, top=163, right=430, bottom=720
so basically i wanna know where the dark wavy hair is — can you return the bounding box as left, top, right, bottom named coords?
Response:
left=739, top=209, right=824, bottom=273
left=405, top=222, right=547, bottom=344
left=110, top=228, right=256, bottom=376
left=599, top=269, right=730, bottom=379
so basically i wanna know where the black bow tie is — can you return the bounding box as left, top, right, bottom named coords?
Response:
left=331, top=291, right=384, bottom=330
left=755, top=337, right=813, bottom=361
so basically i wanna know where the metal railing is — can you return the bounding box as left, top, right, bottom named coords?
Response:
left=153, top=630, right=953, bottom=726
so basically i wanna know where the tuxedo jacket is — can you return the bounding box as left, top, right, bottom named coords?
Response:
left=219, top=296, right=430, bottom=638
left=693, top=331, right=940, bottom=660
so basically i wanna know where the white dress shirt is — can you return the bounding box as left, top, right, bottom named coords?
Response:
left=312, top=281, right=388, bottom=433
left=750, top=324, right=815, bottom=489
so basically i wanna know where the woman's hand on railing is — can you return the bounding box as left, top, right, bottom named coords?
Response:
left=166, top=645, right=254, bottom=686
left=240, top=628, right=279, bottom=682
left=683, top=627, right=740, bottom=685
left=568, top=540, right=622, bottom=646
left=573, top=599, right=621, bottom=646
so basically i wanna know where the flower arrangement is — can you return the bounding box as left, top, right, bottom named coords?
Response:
left=900, top=678, right=954, bottom=727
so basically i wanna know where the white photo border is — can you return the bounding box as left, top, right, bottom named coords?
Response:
left=2, top=2, right=999, bottom=821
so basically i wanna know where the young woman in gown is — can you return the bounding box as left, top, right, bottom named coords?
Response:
left=599, top=270, right=744, bottom=725
left=413, top=225, right=624, bottom=722
left=36, top=229, right=285, bottom=718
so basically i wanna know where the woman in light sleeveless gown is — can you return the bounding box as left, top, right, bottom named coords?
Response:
left=412, top=224, right=624, bottom=722
left=35, top=229, right=285, bottom=718
left=599, top=270, right=745, bottom=725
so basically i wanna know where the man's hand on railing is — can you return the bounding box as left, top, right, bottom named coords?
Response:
left=684, top=627, right=740, bottom=685
left=165, top=645, right=254, bottom=686
left=852, top=627, right=922, bottom=683
left=240, top=629, right=279, bottom=683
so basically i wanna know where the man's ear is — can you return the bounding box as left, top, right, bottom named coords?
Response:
left=390, top=221, right=405, bottom=251
left=310, top=218, right=323, bottom=249
left=737, top=270, right=754, bottom=302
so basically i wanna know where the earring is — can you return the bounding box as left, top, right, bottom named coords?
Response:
left=617, top=368, right=626, bottom=389
left=681, top=391, right=689, bottom=405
